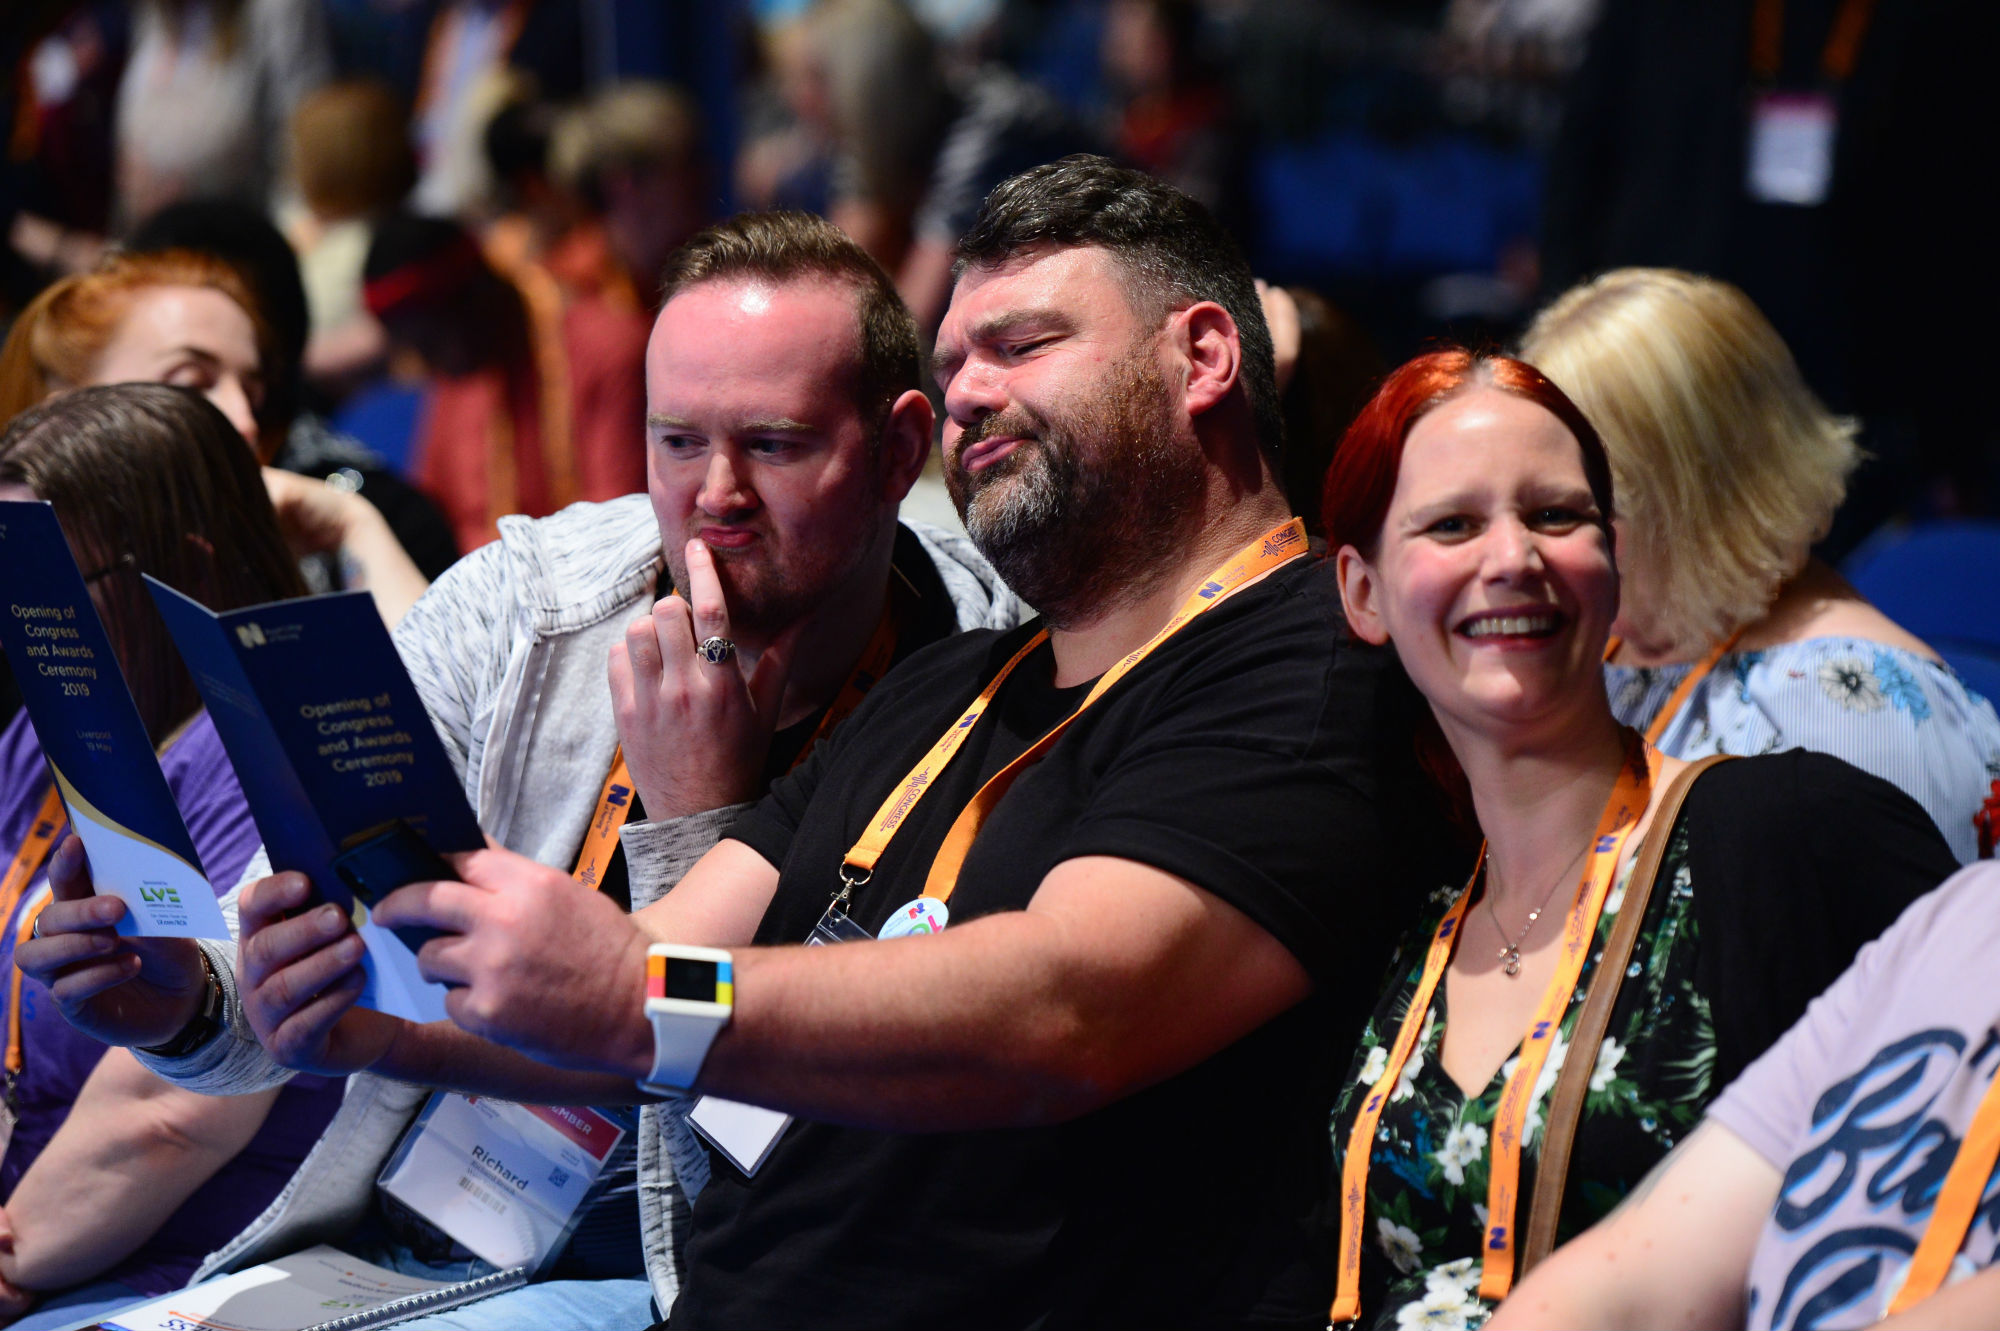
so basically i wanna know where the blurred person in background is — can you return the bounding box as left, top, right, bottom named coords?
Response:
left=1100, top=0, right=1241, bottom=224
left=778, top=0, right=1088, bottom=331
left=735, top=17, right=838, bottom=217
left=478, top=85, right=574, bottom=276
left=1264, top=281, right=1386, bottom=543
left=114, top=0, right=332, bottom=227
left=4, top=1, right=126, bottom=296
left=1521, top=268, right=2000, bottom=862
left=281, top=79, right=419, bottom=389
left=126, top=199, right=461, bottom=591
left=547, top=81, right=713, bottom=310
left=364, top=212, right=645, bottom=551
left=1540, top=0, right=2000, bottom=522
left=0, top=385, right=344, bottom=1331
left=0, top=246, right=433, bottom=625
left=408, top=0, right=587, bottom=220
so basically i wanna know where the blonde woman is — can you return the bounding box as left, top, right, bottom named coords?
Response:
left=1521, top=269, right=2000, bottom=861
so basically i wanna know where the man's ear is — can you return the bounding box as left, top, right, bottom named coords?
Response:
left=877, top=388, right=934, bottom=504
left=1335, top=544, right=1391, bottom=646
left=1177, top=301, right=1242, bottom=419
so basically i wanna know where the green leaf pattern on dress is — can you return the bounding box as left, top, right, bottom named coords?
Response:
left=1331, top=822, right=1716, bottom=1330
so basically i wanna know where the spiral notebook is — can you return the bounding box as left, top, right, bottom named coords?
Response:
left=96, top=1246, right=528, bottom=1331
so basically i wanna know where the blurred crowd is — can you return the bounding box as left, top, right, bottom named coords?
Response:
left=5, top=0, right=1995, bottom=562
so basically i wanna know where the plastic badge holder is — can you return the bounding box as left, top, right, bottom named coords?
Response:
left=376, top=1093, right=636, bottom=1277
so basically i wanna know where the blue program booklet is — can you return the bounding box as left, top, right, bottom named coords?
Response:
left=0, top=500, right=229, bottom=937
left=146, top=579, right=480, bottom=1022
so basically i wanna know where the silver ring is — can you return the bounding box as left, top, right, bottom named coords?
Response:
left=697, top=636, right=737, bottom=665
left=31, top=913, right=43, bottom=940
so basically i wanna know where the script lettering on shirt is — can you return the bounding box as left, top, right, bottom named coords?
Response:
left=1766, top=1027, right=2000, bottom=1329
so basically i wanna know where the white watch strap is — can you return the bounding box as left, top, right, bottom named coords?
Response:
left=641, top=1005, right=728, bottom=1094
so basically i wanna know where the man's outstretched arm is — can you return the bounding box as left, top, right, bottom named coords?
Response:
left=1486, top=1123, right=1778, bottom=1331
left=232, top=835, right=785, bottom=1101
left=371, top=844, right=1312, bottom=1131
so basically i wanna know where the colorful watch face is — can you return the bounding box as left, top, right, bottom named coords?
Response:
left=648, top=953, right=733, bottom=1006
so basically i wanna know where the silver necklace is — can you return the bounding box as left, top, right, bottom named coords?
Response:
left=1485, top=842, right=1590, bottom=977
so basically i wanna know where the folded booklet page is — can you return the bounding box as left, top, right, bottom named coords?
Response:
left=147, top=580, right=488, bottom=1022
left=0, top=500, right=228, bottom=937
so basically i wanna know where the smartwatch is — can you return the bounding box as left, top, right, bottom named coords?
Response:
left=638, top=943, right=734, bottom=1095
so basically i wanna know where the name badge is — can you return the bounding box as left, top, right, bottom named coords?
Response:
left=377, top=1093, right=629, bottom=1270
left=1747, top=92, right=1837, bottom=205
left=685, top=898, right=872, bottom=1176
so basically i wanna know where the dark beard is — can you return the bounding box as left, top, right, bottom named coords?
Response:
left=946, top=350, right=1203, bottom=626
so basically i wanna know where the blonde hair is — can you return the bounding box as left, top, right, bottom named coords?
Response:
left=549, top=82, right=700, bottom=200
left=1520, top=269, right=1860, bottom=654
left=0, top=249, right=269, bottom=427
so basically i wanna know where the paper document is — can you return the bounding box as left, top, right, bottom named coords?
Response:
left=0, top=500, right=228, bottom=937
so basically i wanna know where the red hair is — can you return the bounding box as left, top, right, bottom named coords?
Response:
left=1321, top=347, right=1615, bottom=825
left=1321, top=347, right=1613, bottom=560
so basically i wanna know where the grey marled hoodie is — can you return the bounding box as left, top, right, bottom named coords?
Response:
left=135, top=493, right=1024, bottom=1310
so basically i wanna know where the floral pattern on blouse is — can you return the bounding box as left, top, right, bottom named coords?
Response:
left=1330, top=823, right=1713, bottom=1331
left=1606, top=636, right=2000, bottom=861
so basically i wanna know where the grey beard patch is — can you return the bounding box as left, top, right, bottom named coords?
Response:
left=963, top=437, right=1068, bottom=562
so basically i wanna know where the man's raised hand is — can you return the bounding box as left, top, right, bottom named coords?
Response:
left=608, top=538, right=794, bottom=820
left=11, top=836, right=209, bottom=1049
left=371, top=844, right=655, bottom=1079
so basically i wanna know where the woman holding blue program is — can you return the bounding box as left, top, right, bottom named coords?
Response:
left=0, top=385, right=343, bottom=1329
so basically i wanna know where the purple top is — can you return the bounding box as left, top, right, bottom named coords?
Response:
left=1709, top=861, right=2000, bottom=1330
left=0, top=708, right=345, bottom=1295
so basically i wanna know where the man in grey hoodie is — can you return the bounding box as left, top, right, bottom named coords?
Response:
left=17, top=210, right=1022, bottom=1323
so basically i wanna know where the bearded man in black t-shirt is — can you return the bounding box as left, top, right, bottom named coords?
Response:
left=221, top=155, right=1450, bottom=1329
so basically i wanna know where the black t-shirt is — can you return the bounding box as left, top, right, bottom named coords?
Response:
left=674, top=558, right=1462, bottom=1331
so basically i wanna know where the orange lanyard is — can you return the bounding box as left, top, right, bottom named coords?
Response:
left=1751, top=0, right=1879, bottom=84
left=1331, top=737, right=1659, bottom=1322
left=571, top=601, right=904, bottom=887
left=1887, top=1064, right=2000, bottom=1314
left=844, top=518, right=1309, bottom=907
left=1606, top=629, right=1744, bottom=746
left=0, top=787, right=66, bottom=928
left=4, top=787, right=69, bottom=1081
left=7, top=895, right=55, bottom=1079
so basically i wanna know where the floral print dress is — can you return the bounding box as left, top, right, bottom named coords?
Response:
left=1605, top=636, right=2000, bottom=862
left=1330, top=822, right=1712, bottom=1331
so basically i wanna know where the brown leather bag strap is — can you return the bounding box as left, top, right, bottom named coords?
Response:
left=1519, top=753, right=1735, bottom=1273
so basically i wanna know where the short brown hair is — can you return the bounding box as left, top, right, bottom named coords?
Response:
left=955, top=155, right=1284, bottom=466
left=0, top=384, right=307, bottom=744
left=290, top=79, right=417, bottom=221
left=657, top=211, right=918, bottom=424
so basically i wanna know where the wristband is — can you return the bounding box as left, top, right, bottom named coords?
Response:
left=638, top=944, right=733, bottom=1095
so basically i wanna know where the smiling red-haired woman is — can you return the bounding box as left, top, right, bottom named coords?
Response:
left=1317, top=346, right=1959, bottom=1331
